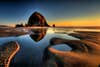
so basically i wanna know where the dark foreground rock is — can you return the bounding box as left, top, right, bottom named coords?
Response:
left=0, top=41, right=20, bottom=67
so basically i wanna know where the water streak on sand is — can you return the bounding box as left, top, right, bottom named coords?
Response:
left=6, top=42, right=20, bottom=67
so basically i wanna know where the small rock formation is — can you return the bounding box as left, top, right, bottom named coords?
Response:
left=28, top=11, right=49, bottom=27
left=52, top=24, right=55, bottom=27
left=15, top=23, right=24, bottom=28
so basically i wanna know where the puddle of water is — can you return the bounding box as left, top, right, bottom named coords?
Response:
left=51, top=44, right=72, bottom=51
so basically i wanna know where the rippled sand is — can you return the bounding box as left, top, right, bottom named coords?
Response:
left=0, top=27, right=100, bottom=67
left=48, top=31, right=100, bottom=67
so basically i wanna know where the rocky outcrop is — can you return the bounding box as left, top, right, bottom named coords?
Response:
left=28, top=12, right=49, bottom=27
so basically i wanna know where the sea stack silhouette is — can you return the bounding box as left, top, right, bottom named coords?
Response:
left=28, top=11, right=49, bottom=27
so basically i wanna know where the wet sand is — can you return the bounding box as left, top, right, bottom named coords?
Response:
left=69, top=31, right=100, bottom=44
left=0, top=27, right=100, bottom=67
left=48, top=31, right=100, bottom=67
left=0, top=27, right=27, bottom=37
left=0, top=41, right=20, bottom=67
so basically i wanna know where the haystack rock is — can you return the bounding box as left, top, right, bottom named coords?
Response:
left=28, top=12, right=49, bottom=27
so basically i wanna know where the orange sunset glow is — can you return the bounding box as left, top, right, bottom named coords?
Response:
left=49, top=14, right=100, bottom=26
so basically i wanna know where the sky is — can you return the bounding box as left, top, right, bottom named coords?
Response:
left=0, top=0, right=100, bottom=26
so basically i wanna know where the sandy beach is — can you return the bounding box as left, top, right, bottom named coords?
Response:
left=48, top=31, right=100, bottom=67
left=0, top=27, right=28, bottom=37
left=0, top=27, right=100, bottom=67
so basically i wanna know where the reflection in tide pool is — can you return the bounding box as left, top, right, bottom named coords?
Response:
left=0, top=28, right=79, bottom=67
left=10, top=28, right=79, bottom=67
